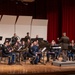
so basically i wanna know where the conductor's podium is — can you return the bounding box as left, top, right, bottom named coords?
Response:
left=52, top=60, right=75, bottom=67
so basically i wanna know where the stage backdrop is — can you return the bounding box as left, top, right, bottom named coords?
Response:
left=31, top=19, right=48, bottom=40
left=0, top=15, right=17, bottom=44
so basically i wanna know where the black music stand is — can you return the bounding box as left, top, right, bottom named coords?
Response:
left=68, top=46, right=72, bottom=50
left=36, top=38, right=43, bottom=41
left=5, top=38, right=11, bottom=42
left=31, top=38, right=35, bottom=42
left=0, top=36, right=2, bottom=41
left=31, top=38, right=43, bottom=42
left=20, top=38, right=25, bottom=42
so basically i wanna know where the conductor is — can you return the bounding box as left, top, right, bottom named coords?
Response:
left=57, top=32, right=70, bottom=61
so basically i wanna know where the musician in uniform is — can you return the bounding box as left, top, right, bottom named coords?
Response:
left=30, top=41, right=42, bottom=64
left=13, top=41, right=21, bottom=62
left=2, top=42, right=15, bottom=65
left=20, top=40, right=27, bottom=61
left=57, top=32, right=70, bottom=50
left=57, top=32, right=70, bottom=61
left=25, top=32, right=30, bottom=42
left=21, top=41, right=26, bottom=49
left=67, top=40, right=75, bottom=61
left=11, top=33, right=20, bottom=46
left=46, top=40, right=60, bottom=62
left=22, top=39, right=33, bottom=61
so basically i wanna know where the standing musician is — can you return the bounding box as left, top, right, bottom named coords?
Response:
left=11, top=33, right=20, bottom=46
left=2, top=42, right=15, bottom=65
left=25, top=32, right=30, bottom=42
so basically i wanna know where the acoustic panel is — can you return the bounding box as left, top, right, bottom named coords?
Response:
left=0, top=15, right=17, bottom=43
left=0, top=25, right=14, bottom=44
left=0, top=15, right=17, bottom=25
left=31, top=19, right=48, bottom=40
left=16, top=16, right=32, bottom=38
left=16, top=16, right=32, bottom=25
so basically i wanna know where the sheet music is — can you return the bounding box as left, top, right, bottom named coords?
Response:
left=52, top=47, right=61, bottom=49
left=17, top=46, right=22, bottom=51
left=41, top=47, right=46, bottom=52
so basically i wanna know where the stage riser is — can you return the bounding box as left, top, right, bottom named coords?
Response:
left=52, top=61, right=75, bottom=67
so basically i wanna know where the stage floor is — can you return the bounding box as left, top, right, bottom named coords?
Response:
left=0, top=60, right=75, bottom=75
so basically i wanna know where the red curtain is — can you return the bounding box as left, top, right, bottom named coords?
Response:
left=47, top=0, right=59, bottom=42
left=47, top=0, right=75, bottom=42
left=62, top=0, right=75, bottom=41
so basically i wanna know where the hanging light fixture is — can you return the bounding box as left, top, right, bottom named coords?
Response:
left=20, top=0, right=35, bottom=2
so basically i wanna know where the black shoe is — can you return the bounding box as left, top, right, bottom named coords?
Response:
left=8, top=63, right=12, bottom=65
left=46, top=60, right=49, bottom=63
left=38, top=60, right=41, bottom=63
left=30, top=61, right=34, bottom=64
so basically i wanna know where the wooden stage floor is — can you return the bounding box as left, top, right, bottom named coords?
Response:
left=0, top=61, right=75, bottom=75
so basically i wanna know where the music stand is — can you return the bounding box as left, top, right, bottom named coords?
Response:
left=5, top=38, right=11, bottom=42
left=36, top=38, right=43, bottom=41
left=31, top=38, right=36, bottom=42
left=68, top=46, right=72, bottom=50
left=20, top=38, right=25, bottom=42
left=0, top=36, right=2, bottom=41
left=31, top=38, right=43, bottom=42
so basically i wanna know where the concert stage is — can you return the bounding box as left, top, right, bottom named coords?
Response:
left=0, top=61, right=75, bottom=75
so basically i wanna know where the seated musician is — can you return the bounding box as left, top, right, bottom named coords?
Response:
left=2, top=42, right=15, bottom=65
left=35, top=39, right=42, bottom=62
left=13, top=40, right=21, bottom=51
left=21, top=40, right=26, bottom=49
left=22, top=39, right=33, bottom=61
left=30, top=40, right=42, bottom=64
left=13, top=40, right=21, bottom=62
left=46, top=40, right=60, bottom=62
left=67, top=40, right=75, bottom=61
left=20, top=40, right=27, bottom=61
left=25, top=39, right=31, bottom=48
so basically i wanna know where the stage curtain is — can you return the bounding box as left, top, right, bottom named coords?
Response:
left=62, top=0, right=75, bottom=41
left=47, top=0, right=59, bottom=42
left=47, top=0, right=75, bottom=42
